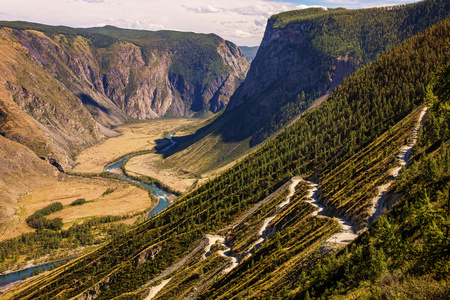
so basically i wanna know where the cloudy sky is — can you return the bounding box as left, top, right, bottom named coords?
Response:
left=0, top=0, right=421, bottom=46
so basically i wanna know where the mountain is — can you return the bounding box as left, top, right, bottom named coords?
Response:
left=0, top=23, right=249, bottom=263
left=164, top=0, right=450, bottom=174
left=85, top=26, right=249, bottom=117
left=0, top=22, right=249, bottom=171
left=0, top=135, right=60, bottom=241
left=3, top=15, right=449, bottom=300
left=238, top=46, right=259, bottom=62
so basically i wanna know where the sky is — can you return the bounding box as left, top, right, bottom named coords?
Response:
left=0, top=0, right=421, bottom=46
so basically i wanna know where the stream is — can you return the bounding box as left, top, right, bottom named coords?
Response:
left=105, top=131, right=178, bottom=219
left=0, top=259, right=71, bottom=288
left=161, top=132, right=177, bottom=152
left=104, top=157, right=172, bottom=220
left=0, top=134, right=177, bottom=289
left=0, top=162, right=172, bottom=289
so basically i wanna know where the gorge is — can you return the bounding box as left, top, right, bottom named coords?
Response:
left=1, top=1, right=450, bottom=299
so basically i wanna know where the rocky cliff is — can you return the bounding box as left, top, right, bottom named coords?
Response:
left=164, top=0, right=450, bottom=174
left=82, top=26, right=249, bottom=119
left=0, top=22, right=249, bottom=171
left=225, top=17, right=355, bottom=145
left=225, top=0, right=450, bottom=146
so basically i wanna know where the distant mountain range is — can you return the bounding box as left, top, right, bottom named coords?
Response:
left=0, top=22, right=249, bottom=170
left=238, top=46, right=259, bottom=62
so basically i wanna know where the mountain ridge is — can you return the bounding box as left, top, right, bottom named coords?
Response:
left=162, top=0, right=450, bottom=175
left=3, top=14, right=449, bottom=300
left=0, top=22, right=249, bottom=169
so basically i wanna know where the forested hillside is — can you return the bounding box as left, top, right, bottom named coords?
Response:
left=165, top=0, right=450, bottom=175
left=3, top=15, right=449, bottom=300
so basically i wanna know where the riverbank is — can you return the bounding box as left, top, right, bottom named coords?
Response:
left=73, top=119, right=202, bottom=174
left=0, top=254, right=79, bottom=292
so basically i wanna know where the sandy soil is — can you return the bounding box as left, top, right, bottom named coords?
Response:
left=246, top=216, right=276, bottom=256
left=144, top=278, right=172, bottom=300
left=18, top=176, right=150, bottom=225
left=203, top=234, right=238, bottom=274
left=278, top=177, right=302, bottom=209
left=303, top=181, right=358, bottom=247
left=126, top=129, right=241, bottom=193
left=73, top=118, right=201, bottom=174
left=369, top=107, right=428, bottom=223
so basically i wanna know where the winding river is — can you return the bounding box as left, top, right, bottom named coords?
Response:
left=105, top=158, right=173, bottom=220
left=104, top=132, right=177, bottom=219
left=1, top=136, right=177, bottom=289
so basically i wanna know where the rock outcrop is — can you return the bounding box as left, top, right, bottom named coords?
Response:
left=165, top=2, right=450, bottom=174
left=135, top=244, right=163, bottom=267
left=0, top=23, right=249, bottom=170
left=224, top=17, right=356, bottom=146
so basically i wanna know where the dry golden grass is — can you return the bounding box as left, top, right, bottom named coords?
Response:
left=125, top=139, right=243, bottom=193
left=126, top=154, right=199, bottom=192
left=20, top=176, right=150, bottom=225
left=73, top=118, right=201, bottom=173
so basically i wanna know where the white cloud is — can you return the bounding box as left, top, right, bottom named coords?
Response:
left=183, top=5, right=222, bottom=13
left=0, top=0, right=422, bottom=46
left=230, top=4, right=288, bottom=17
left=96, top=19, right=165, bottom=31
left=81, top=0, right=105, bottom=3
left=296, top=5, right=327, bottom=11
left=234, top=29, right=253, bottom=38
left=254, top=16, right=267, bottom=27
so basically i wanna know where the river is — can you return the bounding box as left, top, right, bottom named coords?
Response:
left=0, top=136, right=176, bottom=289
left=104, top=157, right=173, bottom=220
left=0, top=259, right=71, bottom=287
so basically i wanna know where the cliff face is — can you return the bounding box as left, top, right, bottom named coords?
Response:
left=224, top=0, right=450, bottom=147
left=0, top=28, right=105, bottom=170
left=0, top=23, right=249, bottom=172
left=97, top=39, right=247, bottom=119
left=165, top=0, right=450, bottom=175
left=225, top=19, right=355, bottom=145
left=5, top=25, right=249, bottom=121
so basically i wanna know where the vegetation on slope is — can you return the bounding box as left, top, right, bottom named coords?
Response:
left=86, top=26, right=231, bottom=85
left=271, top=0, right=450, bottom=65
left=0, top=21, right=232, bottom=84
left=284, top=64, right=450, bottom=300
left=199, top=182, right=339, bottom=300
left=163, top=0, right=450, bottom=175
left=317, top=106, right=424, bottom=229
left=0, top=210, right=147, bottom=274
left=3, top=17, right=450, bottom=300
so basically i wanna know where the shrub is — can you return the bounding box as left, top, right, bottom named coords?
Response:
left=102, top=188, right=115, bottom=196
left=70, top=198, right=87, bottom=206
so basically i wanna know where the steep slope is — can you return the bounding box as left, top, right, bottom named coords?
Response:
left=165, top=0, right=450, bottom=174
left=0, top=135, right=59, bottom=241
left=0, top=23, right=248, bottom=255
left=3, top=17, right=449, bottom=300
left=0, top=21, right=249, bottom=170
left=0, top=22, right=249, bottom=121
left=87, top=26, right=249, bottom=117
left=0, top=27, right=104, bottom=169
